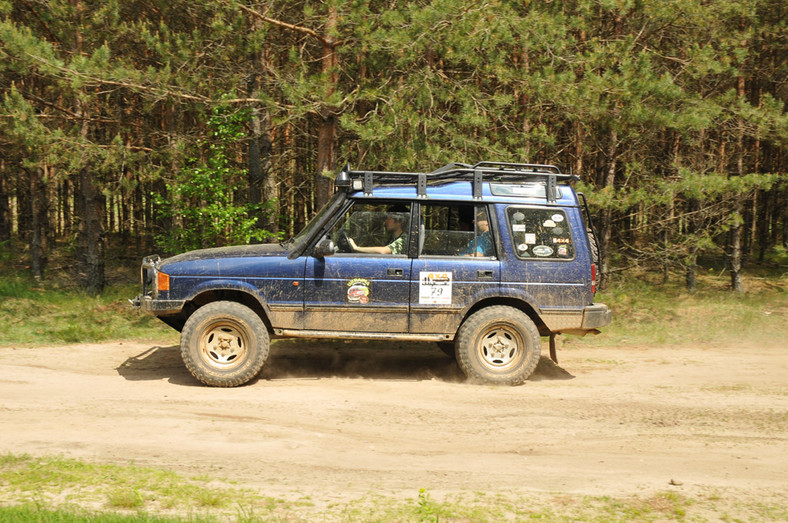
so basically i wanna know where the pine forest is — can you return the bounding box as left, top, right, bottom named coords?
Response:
left=1, top=0, right=786, bottom=294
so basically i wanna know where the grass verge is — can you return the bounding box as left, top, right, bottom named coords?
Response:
left=571, top=269, right=788, bottom=348
left=0, top=277, right=176, bottom=346
left=1, top=454, right=786, bottom=522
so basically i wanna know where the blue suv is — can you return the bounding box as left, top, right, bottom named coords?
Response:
left=132, top=161, right=611, bottom=386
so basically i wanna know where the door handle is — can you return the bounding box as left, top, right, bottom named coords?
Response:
left=477, top=270, right=494, bottom=279
left=387, top=268, right=404, bottom=277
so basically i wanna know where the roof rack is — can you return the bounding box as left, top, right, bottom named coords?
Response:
left=334, top=161, right=576, bottom=202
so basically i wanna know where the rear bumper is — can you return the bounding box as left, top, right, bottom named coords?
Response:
left=540, top=303, right=612, bottom=333
left=581, top=303, right=612, bottom=329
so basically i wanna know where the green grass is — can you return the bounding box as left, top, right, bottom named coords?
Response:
left=0, top=454, right=270, bottom=520
left=1, top=454, right=786, bottom=522
left=572, top=269, right=788, bottom=348
left=0, top=277, right=176, bottom=346
left=0, top=504, right=186, bottom=522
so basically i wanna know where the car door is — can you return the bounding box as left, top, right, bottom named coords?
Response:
left=302, top=201, right=413, bottom=333
left=409, top=203, right=500, bottom=335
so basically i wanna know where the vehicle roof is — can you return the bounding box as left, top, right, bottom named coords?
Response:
left=348, top=180, right=579, bottom=206
left=337, top=161, right=579, bottom=206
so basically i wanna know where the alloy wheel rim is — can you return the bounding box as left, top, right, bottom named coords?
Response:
left=478, top=324, right=524, bottom=371
left=200, top=321, right=249, bottom=370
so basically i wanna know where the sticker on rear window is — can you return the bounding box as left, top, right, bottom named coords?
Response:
left=532, top=245, right=554, bottom=257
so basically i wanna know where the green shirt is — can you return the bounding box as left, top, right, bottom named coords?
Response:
left=387, top=234, right=408, bottom=255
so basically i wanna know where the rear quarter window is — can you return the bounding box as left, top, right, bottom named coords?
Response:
left=506, top=207, right=575, bottom=260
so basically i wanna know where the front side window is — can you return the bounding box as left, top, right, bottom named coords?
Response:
left=507, top=207, right=574, bottom=259
left=419, top=203, right=495, bottom=258
left=329, top=201, right=411, bottom=256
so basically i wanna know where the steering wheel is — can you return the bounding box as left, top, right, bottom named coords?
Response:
left=336, top=230, right=352, bottom=252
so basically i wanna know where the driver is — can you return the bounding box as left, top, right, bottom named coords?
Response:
left=348, top=206, right=409, bottom=255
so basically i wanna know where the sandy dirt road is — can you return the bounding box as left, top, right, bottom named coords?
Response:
left=0, top=338, right=786, bottom=513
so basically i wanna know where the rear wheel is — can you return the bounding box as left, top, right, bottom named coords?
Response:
left=455, top=306, right=540, bottom=385
left=180, top=301, right=269, bottom=387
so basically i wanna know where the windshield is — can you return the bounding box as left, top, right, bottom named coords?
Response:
left=286, top=191, right=346, bottom=250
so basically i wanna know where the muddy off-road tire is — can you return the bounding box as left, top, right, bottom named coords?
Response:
left=455, top=306, right=541, bottom=385
left=180, top=301, right=269, bottom=387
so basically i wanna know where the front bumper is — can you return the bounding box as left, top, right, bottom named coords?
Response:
left=130, top=254, right=185, bottom=315
left=131, top=295, right=185, bottom=315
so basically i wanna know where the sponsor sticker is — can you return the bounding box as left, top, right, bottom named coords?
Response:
left=346, top=278, right=371, bottom=304
left=419, top=271, right=452, bottom=305
left=552, top=214, right=564, bottom=223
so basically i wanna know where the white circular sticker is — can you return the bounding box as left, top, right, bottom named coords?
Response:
left=532, top=245, right=554, bottom=257
left=551, top=214, right=564, bottom=223
left=518, top=243, right=528, bottom=252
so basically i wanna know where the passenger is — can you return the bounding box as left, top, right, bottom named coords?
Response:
left=460, top=211, right=493, bottom=256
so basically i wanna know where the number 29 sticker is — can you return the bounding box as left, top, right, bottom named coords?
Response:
left=419, top=271, right=452, bottom=305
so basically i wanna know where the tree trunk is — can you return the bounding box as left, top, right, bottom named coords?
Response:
left=0, top=165, right=9, bottom=242
left=574, top=120, right=583, bottom=176
left=249, top=107, right=277, bottom=239
left=728, top=74, right=746, bottom=293
left=314, top=7, right=339, bottom=209
left=729, top=208, right=744, bottom=293
left=685, top=248, right=697, bottom=294
left=662, top=190, right=674, bottom=285
left=16, top=176, right=31, bottom=243
left=76, top=107, right=105, bottom=295
left=598, top=127, right=618, bottom=290
left=61, top=179, right=72, bottom=239
left=77, top=167, right=106, bottom=294
left=29, top=166, right=48, bottom=280
left=133, top=173, right=144, bottom=254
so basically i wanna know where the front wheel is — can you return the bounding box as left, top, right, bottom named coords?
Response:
left=455, top=306, right=541, bottom=385
left=180, top=301, right=270, bottom=387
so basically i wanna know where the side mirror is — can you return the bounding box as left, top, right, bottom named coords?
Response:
left=313, top=237, right=336, bottom=258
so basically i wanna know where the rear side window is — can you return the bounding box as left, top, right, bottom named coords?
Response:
left=419, top=203, right=495, bottom=258
left=507, top=207, right=574, bottom=260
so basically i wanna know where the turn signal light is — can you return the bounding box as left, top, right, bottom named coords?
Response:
left=157, top=272, right=170, bottom=292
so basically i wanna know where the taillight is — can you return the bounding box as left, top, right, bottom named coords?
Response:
left=591, top=264, right=597, bottom=294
